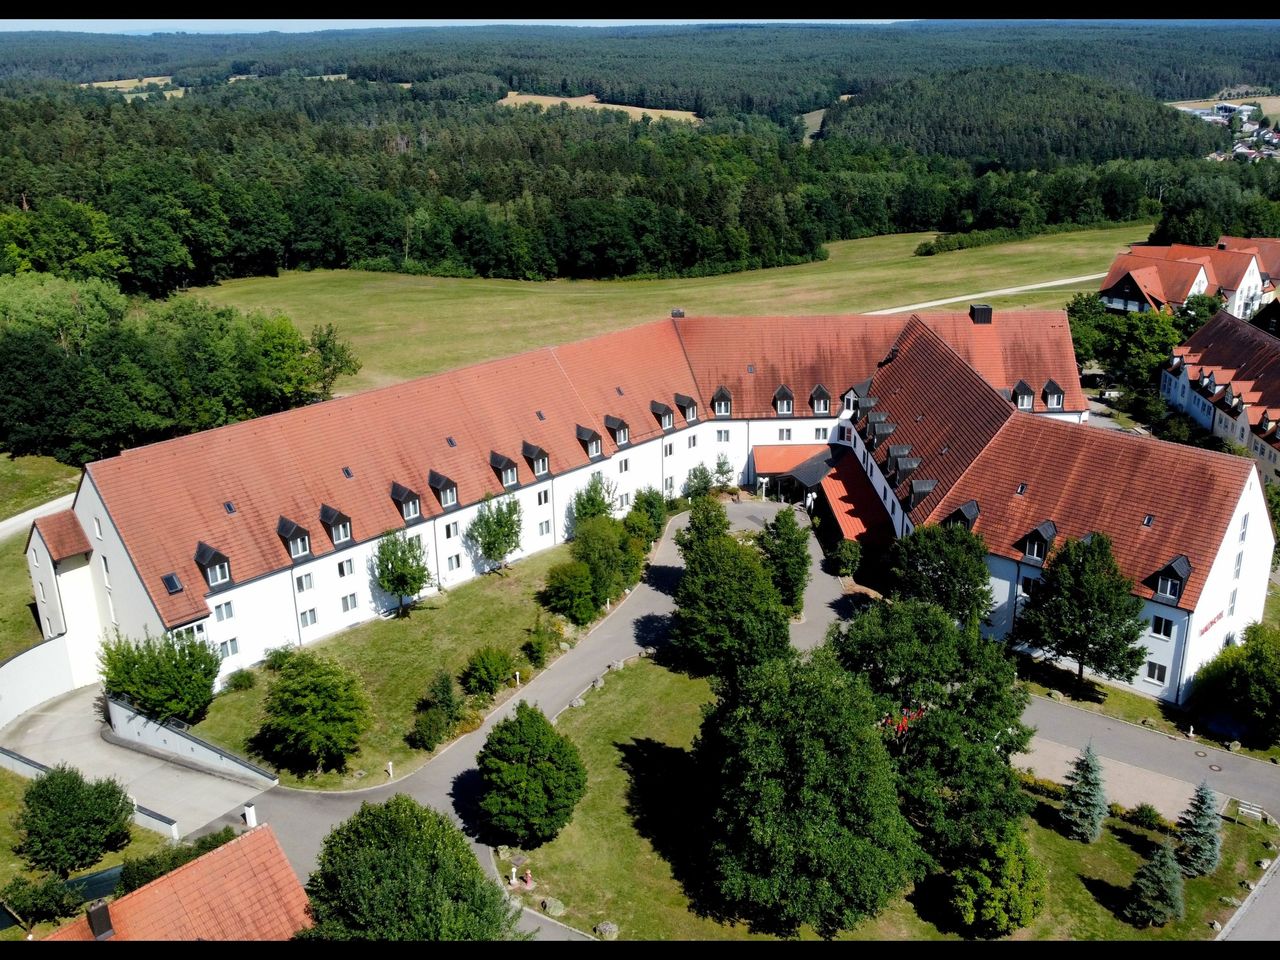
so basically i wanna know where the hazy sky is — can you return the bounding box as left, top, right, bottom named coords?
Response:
left=0, top=19, right=904, bottom=34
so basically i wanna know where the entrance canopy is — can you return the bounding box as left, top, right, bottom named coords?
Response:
left=818, top=453, right=894, bottom=545
left=752, top=444, right=828, bottom=478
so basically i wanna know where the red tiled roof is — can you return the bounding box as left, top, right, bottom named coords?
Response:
left=819, top=452, right=894, bottom=545
left=859, top=318, right=1015, bottom=525
left=928, top=415, right=1255, bottom=611
left=1138, top=244, right=1257, bottom=293
left=29, top=509, right=91, bottom=562
left=752, top=444, right=828, bottom=475
left=1100, top=254, right=1206, bottom=308
left=1219, top=235, right=1280, bottom=281
left=1176, top=310, right=1280, bottom=435
left=46, top=826, right=310, bottom=941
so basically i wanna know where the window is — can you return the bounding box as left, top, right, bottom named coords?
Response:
left=289, top=534, right=310, bottom=558
left=664, top=442, right=673, bottom=457
left=840, top=425, right=852, bottom=442
left=299, top=609, right=317, bottom=629
left=219, top=638, right=239, bottom=659
left=1241, top=513, right=1250, bottom=542
left=685, top=405, right=697, bottom=422
left=342, top=593, right=358, bottom=613
left=338, top=558, right=354, bottom=578
left=1229, top=588, right=1238, bottom=617
left=815, top=427, right=829, bottom=440
left=1150, top=615, right=1173, bottom=638
left=447, top=554, right=462, bottom=572
left=403, top=497, right=421, bottom=521
left=777, top=399, right=793, bottom=415
left=1047, top=393, right=1063, bottom=410
left=101, top=555, right=111, bottom=588
left=1235, top=551, right=1244, bottom=579
left=844, top=393, right=855, bottom=412
left=588, top=438, right=602, bottom=457
left=214, top=600, right=234, bottom=622
left=688, top=435, right=697, bottom=449
left=208, top=561, right=230, bottom=587
left=174, top=622, right=206, bottom=642
left=716, top=429, right=730, bottom=442
left=441, top=485, right=458, bottom=507
left=1142, top=514, right=1154, bottom=527
left=779, top=428, right=792, bottom=441
left=661, top=412, right=674, bottom=430
left=342, top=466, right=353, bottom=479
left=1157, top=575, right=1181, bottom=600
left=814, top=398, right=829, bottom=414
left=619, top=458, right=630, bottom=474
left=1015, top=483, right=1027, bottom=496
left=445, top=520, right=459, bottom=540
left=332, top=520, right=352, bottom=544
left=617, top=426, right=630, bottom=445
left=502, top=466, right=518, bottom=487
left=94, top=517, right=103, bottom=540
left=534, top=455, right=549, bottom=476
left=539, top=519, right=551, bottom=536
left=1145, top=661, right=1167, bottom=684
left=1025, top=537, right=1045, bottom=561
left=715, top=399, right=731, bottom=416
left=1019, top=576, right=1037, bottom=597
left=1017, top=394, right=1033, bottom=411
left=537, top=490, right=550, bottom=507
left=664, top=476, right=674, bottom=492
left=619, top=492, right=631, bottom=509
left=296, top=573, right=313, bottom=593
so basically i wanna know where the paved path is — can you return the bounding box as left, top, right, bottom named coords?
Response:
left=866, top=273, right=1107, bottom=315
left=0, top=493, right=74, bottom=542
left=0, top=684, right=260, bottom=836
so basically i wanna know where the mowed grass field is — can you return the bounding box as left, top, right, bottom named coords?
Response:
left=195, top=224, right=1146, bottom=392
left=498, top=91, right=700, bottom=123
left=1169, top=96, right=1280, bottom=116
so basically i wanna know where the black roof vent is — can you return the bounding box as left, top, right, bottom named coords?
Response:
left=615, top=385, right=624, bottom=396
left=671, top=308, right=685, bottom=318
left=86, top=899, right=114, bottom=940
left=536, top=410, right=545, bottom=421
left=1142, top=514, right=1154, bottom=527
left=446, top=436, right=457, bottom=448
left=746, top=363, right=755, bottom=374
left=880, top=346, right=900, bottom=366
left=161, top=573, right=183, bottom=595
left=427, top=469, right=454, bottom=491
left=390, top=481, right=417, bottom=504
left=193, top=541, right=227, bottom=568
left=1016, top=482, right=1027, bottom=496
left=341, top=466, right=353, bottom=479
left=223, top=501, right=236, bottom=515
left=970, top=304, right=993, bottom=324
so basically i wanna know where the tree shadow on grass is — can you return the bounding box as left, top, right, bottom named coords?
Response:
left=616, top=737, right=726, bottom=922
left=645, top=563, right=682, bottom=597
left=1109, top=824, right=1158, bottom=859
left=905, top=871, right=968, bottom=937
left=1029, top=799, right=1064, bottom=833
left=1080, top=874, right=1131, bottom=921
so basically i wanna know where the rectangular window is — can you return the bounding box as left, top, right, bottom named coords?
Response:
left=502, top=466, right=518, bottom=487
left=1157, top=576, right=1180, bottom=600
left=214, top=600, right=234, bottom=622
left=1230, top=588, right=1238, bottom=617
left=29, top=549, right=37, bottom=568
left=1241, top=513, right=1250, bottom=542
left=441, top=486, right=458, bottom=508
left=716, top=429, right=730, bottom=442
left=341, top=593, right=358, bottom=613
left=174, top=622, right=206, bottom=642
left=208, top=561, right=230, bottom=587
left=1235, top=551, right=1244, bottom=579
left=447, top=554, right=462, bottom=572
left=814, top=398, right=829, bottom=414
left=1150, top=615, right=1173, bottom=638
left=688, top=436, right=697, bottom=449
left=840, top=425, right=852, bottom=442
left=1048, top=394, right=1063, bottom=410
left=299, top=608, right=316, bottom=629
left=715, top=399, right=731, bottom=416
left=617, top=427, right=630, bottom=445
left=664, top=476, right=674, bottom=492
left=661, top=412, right=673, bottom=430
left=101, top=555, right=111, bottom=588
left=779, top=428, right=792, bottom=441
left=664, top=442, right=673, bottom=457
left=1017, top=394, right=1033, bottom=411
left=687, top=405, right=697, bottom=422
left=403, top=497, right=421, bottom=521
left=219, top=638, right=239, bottom=659
left=1019, top=576, right=1037, bottom=597
left=290, top=535, right=310, bottom=558
left=332, top=520, right=352, bottom=544
left=538, top=519, right=551, bottom=536
left=815, top=427, right=829, bottom=440
left=587, top=439, right=601, bottom=457
left=296, top=573, right=313, bottom=593
left=534, top=455, right=549, bottom=476
left=537, top=490, right=550, bottom=507
left=777, top=399, right=793, bottom=415
left=619, top=458, right=630, bottom=474
left=1145, top=661, right=1167, bottom=684
left=338, top=558, right=354, bottom=578
left=94, top=517, right=103, bottom=540
left=445, top=521, right=459, bottom=540
left=619, top=492, right=631, bottom=509
left=1025, top=538, right=1044, bottom=561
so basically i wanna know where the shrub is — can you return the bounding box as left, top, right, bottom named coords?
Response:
left=116, top=827, right=237, bottom=895
left=15, top=764, right=133, bottom=877
left=833, top=539, right=862, bottom=579
left=523, top=632, right=551, bottom=669
left=408, top=672, right=465, bottom=752
left=683, top=463, right=714, bottom=499
left=263, top=646, right=296, bottom=671
left=257, top=652, right=370, bottom=775
left=571, top=515, right=632, bottom=607
left=224, top=669, right=256, bottom=692
left=951, top=828, right=1046, bottom=938
left=1017, top=769, right=1066, bottom=801
left=665, top=495, right=691, bottom=514
left=409, top=707, right=452, bottom=752
left=541, top=560, right=597, bottom=625
left=99, top=628, right=221, bottom=724
left=461, top=646, right=515, bottom=696
left=623, top=505, right=658, bottom=545
left=1127, top=802, right=1171, bottom=832
left=0, top=875, right=80, bottom=929
left=634, top=487, right=667, bottom=542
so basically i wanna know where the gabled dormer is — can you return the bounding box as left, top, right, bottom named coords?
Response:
left=650, top=401, right=674, bottom=432
left=489, top=451, right=519, bottom=489
left=390, top=482, right=422, bottom=523
left=904, top=477, right=936, bottom=511
left=712, top=386, right=732, bottom=417
left=604, top=415, right=630, bottom=447
left=862, top=410, right=887, bottom=442
left=810, top=384, right=830, bottom=415
left=674, top=394, right=697, bottom=423
left=774, top=385, right=794, bottom=416
left=277, top=516, right=311, bottom=561
left=1152, top=554, right=1191, bottom=603
left=194, top=541, right=231, bottom=589
left=1011, top=379, right=1034, bottom=412
left=869, top=420, right=896, bottom=451
left=947, top=499, right=980, bottom=531
left=1042, top=379, right=1064, bottom=411
left=1021, top=519, right=1057, bottom=565
left=522, top=441, right=550, bottom=478
left=575, top=424, right=603, bottom=459
left=319, top=504, right=352, bottom=547
left=892, top=456, right=922, bottom=485
left=428, top=469, right=459, bottom=508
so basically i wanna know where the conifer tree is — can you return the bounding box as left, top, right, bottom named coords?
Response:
left=1122, top=842, right=1184, bottom=928
left=1176, top=781, right=1222, bottom=877
left=1060, top=743, right=1108, bottom=843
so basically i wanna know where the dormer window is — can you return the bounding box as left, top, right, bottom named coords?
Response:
left=675, top=394, right=697, bottom=423
left=320, top=505, right=352, bottom=546
left=1154, top=554, right=1191, bottom=601
left=651, top=401, right=674, bottom=431
left=194, top=541, right=231, bottom=589
left=490, top=452, right=519, bottom=489
left=522, top=441, right=550, bottom=477
left=428, top=470, right=458, bottom=508
left=391, top=482, right=421, bottom=522
left=810, top=384, right=830, bottom=415
left=1012, top=379, right=1034, bottom=411
left=605, top=415, right=630, bottom=448
left=775, top=385, right=794, bottom=416
left=713, top=386, right=732, bottom=417
left=277, top=517, right=311, bottom=560
left=843, top=391, right=855, bottom=412
left=575, top=424, right=603, bottom=459
left=1043, top=379, right=1064, bottom=410
left=1022, top=520, right=1056, bottom=564
left=1157, top=576, right=1181, bottom=600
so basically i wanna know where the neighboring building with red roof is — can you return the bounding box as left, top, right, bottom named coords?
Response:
left=46, top=825, right=310, bottom=941
left=19, top=304, right=1261, bottom=709
left=1100, top=242, right=1265, bottom=319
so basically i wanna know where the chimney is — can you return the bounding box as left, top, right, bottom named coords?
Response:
left=87, top=900, right=114, bottom=940
left=1217, top=242, right=1227, bottom=250
left=670, top=308, right=685, bottom=318
left=969, top=304, right=993, bottom=325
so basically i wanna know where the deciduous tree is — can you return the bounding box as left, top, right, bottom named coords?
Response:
left=258, top=652, right=370, bottom=775
left=756, top=507, right=811, bottom=615
left=99, top=628, right=221, bottom=724
left=465, top=494, right=523, bottom=572
left=889, top=523, right=993, bottom=629
left=373, top=529, right=431, bottom=616
left=15, top=764, right=133, bottom=877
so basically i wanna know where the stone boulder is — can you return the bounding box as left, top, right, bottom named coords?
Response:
left=1047, top=690, right=1065, bottom=702
left=1229, top=740, right=1242, bottom=752
left=595, top=921, right=619, bottom=941
left=541, top=897, right=566, bottom=917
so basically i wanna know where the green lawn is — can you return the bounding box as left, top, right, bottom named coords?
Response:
left=507, top=658, right=1275, bottom=941
left=0, top=455, right=78, bottom=523
left=0, top=766, right=172, bottom=941
left=0, top=532, right=44, bottom=665
left=193, top=545, right=572, bottom=790
left=192, top=224, right=1148, bottom=393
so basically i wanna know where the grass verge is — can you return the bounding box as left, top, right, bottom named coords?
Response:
left=0, top=455, right=78, bottom=523
left=0, top=532, right=45, bottom=665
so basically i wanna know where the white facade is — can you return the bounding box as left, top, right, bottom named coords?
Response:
left=1161, top=363, right=1280, bottom=486
left=1226, top=257, right=1265, bottom=319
